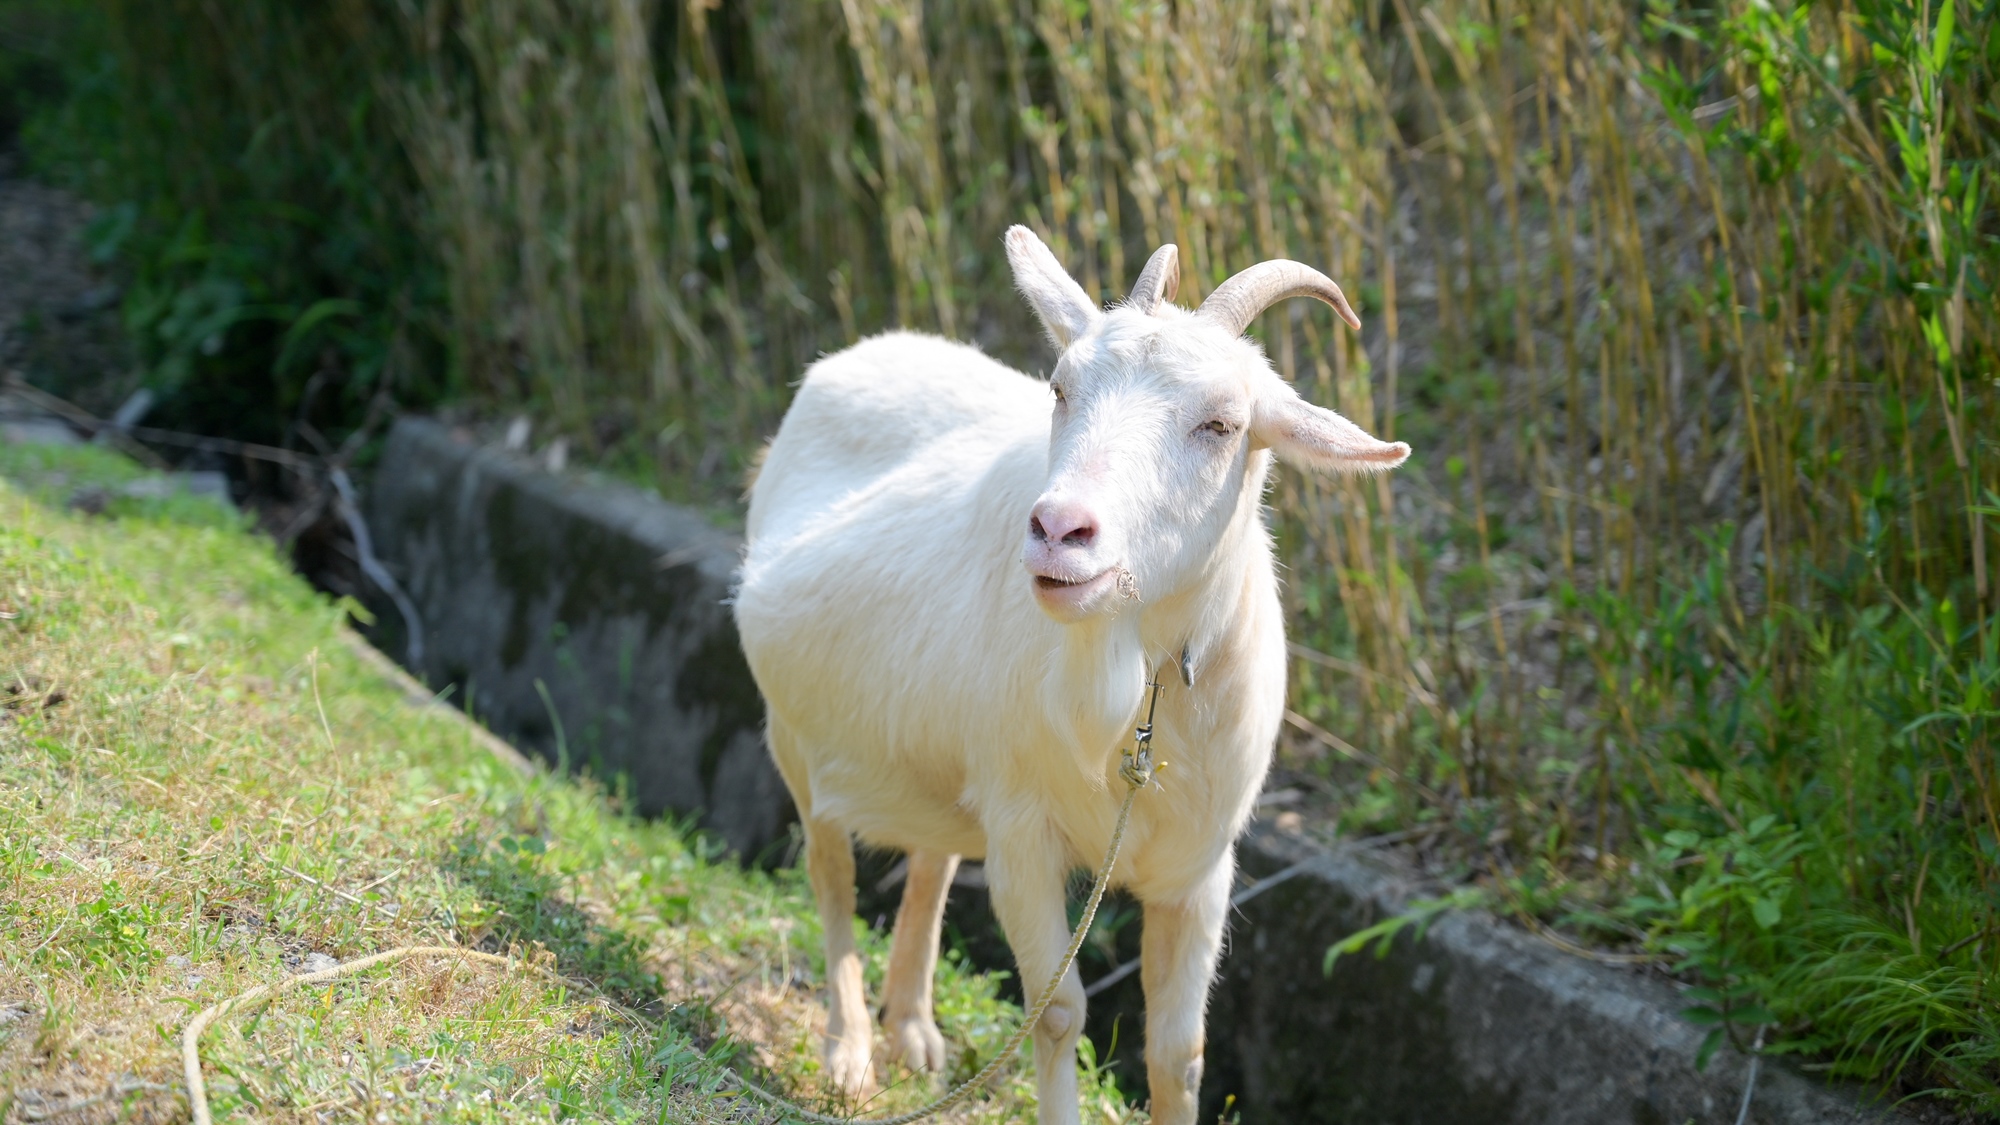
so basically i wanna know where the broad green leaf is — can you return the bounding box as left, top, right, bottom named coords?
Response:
left=1695, top=1026, right=1727, bottom=1071
left=1752, top=897, right=1782, bottom=929
left=1933, top=0, right=1954, bottom=74
left=1923, top=314, right=1951, bottom=365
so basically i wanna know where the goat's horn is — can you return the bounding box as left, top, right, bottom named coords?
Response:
left=1128, top=244, right=1179, bottom=313
left=1196, top=260, right=1362, bottom=335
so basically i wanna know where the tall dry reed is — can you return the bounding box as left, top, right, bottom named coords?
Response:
left=39, top=0, right=2000, bottom=1101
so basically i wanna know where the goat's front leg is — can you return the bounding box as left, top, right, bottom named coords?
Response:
left=803, top=816, right=874, bottom=1097
left=1140, top=858, right=1232, bottom=1125
left=881, top=850, right=959, bottom=1072
left=985, top=816, right=1085, bottom=1125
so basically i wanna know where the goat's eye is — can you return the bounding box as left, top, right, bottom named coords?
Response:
left=1051, top=383, right=1067, bottom=403
left=1200, top=419, right=1233, bottom=437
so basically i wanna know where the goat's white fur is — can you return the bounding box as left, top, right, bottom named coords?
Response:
left=735, top=225, right=1408, bottom=1125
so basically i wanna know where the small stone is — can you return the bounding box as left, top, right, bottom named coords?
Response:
left=166, top=955, right=191, bottom=970
left=65, top=486, right=108, bottom=515
left=297, top=952, right=340, bottom=975
left=1, top=419, right=82, bottom=446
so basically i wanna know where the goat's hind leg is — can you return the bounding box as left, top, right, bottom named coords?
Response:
left=802, top=814, right=875, bottom=1097
left=881, top=850, right=959, bottom=1072
left=768, top=719, right=875, bottom=1097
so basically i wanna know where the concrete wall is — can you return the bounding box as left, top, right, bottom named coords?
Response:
left=365, top=417, right=790, bottom=857
left=363, top=416, right=1906, bottom=1123
left=1197, top=825, right=1907, bottom=1125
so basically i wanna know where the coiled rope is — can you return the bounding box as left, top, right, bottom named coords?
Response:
left=181, top=946, right=572, bottom=1125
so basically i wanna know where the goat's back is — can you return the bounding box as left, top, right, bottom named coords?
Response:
left=746, top=330, right=1048, bottom=548
left=736, top=331, right=1060, bottom=847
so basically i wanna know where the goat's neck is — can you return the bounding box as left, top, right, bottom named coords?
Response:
left=1040, top=452, right=1273, bottom=774
left=1138, top=449, right=1272, bottom=680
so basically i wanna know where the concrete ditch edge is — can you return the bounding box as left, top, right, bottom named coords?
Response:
left=1201, top=823, right=1915, bottom=1124
left=364, top=417, right=791, bottom=857
left=359, top=415, right=1917, bottom=1124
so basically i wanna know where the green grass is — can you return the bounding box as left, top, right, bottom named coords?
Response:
left=0, top=442, right=1143, bottom=1123
left=4, top=0, right=1996, bottom=1106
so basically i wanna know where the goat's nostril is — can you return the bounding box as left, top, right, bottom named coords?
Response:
left=1031, top=499, right=1099, bottom=553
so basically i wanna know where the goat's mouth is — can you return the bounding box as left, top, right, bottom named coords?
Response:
left=1028, top=566, right=1121, bottom=616
left=1034, top=573, right=1098, bottom=591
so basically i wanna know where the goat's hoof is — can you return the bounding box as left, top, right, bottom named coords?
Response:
left=823, top=1036, right=875, bottom=1097
left=882, top=1012, right=948, bottom=1072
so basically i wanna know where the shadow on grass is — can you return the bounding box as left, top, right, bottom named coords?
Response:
left=442, top=830, right=770, bottom=1088
left=445, top=831, right=662, bottom=1008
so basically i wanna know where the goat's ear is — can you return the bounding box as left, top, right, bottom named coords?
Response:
left=1252, top=389, right=1410, bottom=474
left=1005, top=225, right=1099, bottom=348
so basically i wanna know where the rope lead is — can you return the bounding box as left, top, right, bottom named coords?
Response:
left=732, top=674, right=1169, bottom=1125
left=181, top=678, right=1171, bottom=1125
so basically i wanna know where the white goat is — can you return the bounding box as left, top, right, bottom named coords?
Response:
left=734, top=226, right=1409, bottom=1125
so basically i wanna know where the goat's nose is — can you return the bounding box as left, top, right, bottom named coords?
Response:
left=1029, top=498, right=1098, bottom=549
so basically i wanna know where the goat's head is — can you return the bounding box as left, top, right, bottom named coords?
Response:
left=1006, top=225, right=1410, bottom=622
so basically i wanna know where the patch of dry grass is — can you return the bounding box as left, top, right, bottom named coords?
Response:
left=0, top=447, right=1143, bottom=1123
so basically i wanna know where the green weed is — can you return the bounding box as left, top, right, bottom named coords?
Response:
left=0, top=446, right=1139, bottom=1123
left=4, top=0, right=1996, bottom=1105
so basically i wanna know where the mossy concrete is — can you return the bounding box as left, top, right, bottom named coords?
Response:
left=1199, top=823, right=1912, bottom=1125
left=365, top=418, right=789, bottom=857
left=362, top=418, right=1912, bottom=1122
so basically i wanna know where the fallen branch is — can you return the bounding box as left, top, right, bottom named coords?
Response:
left=276, top=862, right=401, bottom=919
left=11, top=1076, right=175, bottom=1122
